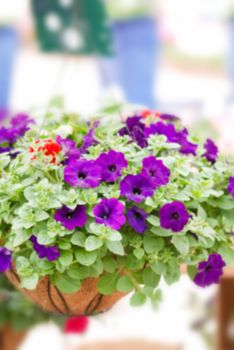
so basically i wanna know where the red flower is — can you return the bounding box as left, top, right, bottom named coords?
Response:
left=64, top=316, right=89, bottom=335
left=29, top=139, right=61, bottom=164
left=141, top=110, right=161, bottom=119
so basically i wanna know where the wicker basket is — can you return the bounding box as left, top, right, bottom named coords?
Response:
left=6, top=267, right=125, bottom=316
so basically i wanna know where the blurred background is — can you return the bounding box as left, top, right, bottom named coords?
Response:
left=0, top=0, right=234, bottom=349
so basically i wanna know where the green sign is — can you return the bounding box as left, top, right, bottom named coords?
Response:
left=31, top=0, right=113, bottom=55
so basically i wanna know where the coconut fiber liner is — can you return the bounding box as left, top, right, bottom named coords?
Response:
left=0, top=326, right=26, bottom=350
left=6, top=267, right=125, bottom=316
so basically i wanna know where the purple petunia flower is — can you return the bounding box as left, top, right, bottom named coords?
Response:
left=145, top=122, right=197, bottom=156
left=194, top=254, right=226, bottom=288
left=127, top=206, right=148, bottom=234
left=141, top=156, right=170, bottom=189
left=0, top=146, right=12, bottom=154
left=228, top=177, right=234, bottom=198
left=10, top=114, right=34, bottom=136
left=160, top=113, right=179, bottom=122
left=0, top=113, right=34, bottom=148
left=56, top=135, right=80, bottom=161
left=30, top=236, right=60, bottom=262
left=64, top=159, right=102, bottom=188
left=8, top=114, right=34, bottom=144
left=93, top=198, right=126, bottom=230
left=145, top=121, right=177, bottom=142
left=119, top=116, right=148, bottom=148
left=0, top=247, right=12, bottom=272
left=0, top=128, right=14, bottom=145
left=203, top=139, right=218, bottom=163
left=120, top=174, right=154, bottom=203
left=54, top=205, right=87, bottom=230
left=80, top=129, right=97, bottom=154
left=46, top=246, right=61, bottom=261
left=97, top=150, right=128, bottom=183
left=159, top=201, right=190, bottom=232
left=179, top=138, right=198, bottom=156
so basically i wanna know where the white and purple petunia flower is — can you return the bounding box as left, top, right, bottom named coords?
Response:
left=93, top=198, right=126, bottom=230
left=159, top=201, right=190, bottom=232
left=127, top=206, right=148, bottom=234
left=97, top=150, right=128, bottom=183
left=120, top=174, right=154, bottom=203
left=0, top=247, right=12, bottom=272
left=56, top=135, right=80, bottom=161
left=203, top=139, right=218, bottom=163
left=30, top=236, right=60, bottom=262
left=194, top=254, right=226, bottom=288
left=141, top=156, right=170, bottom=189
left=228, top=177, right=234, bottom=198
left=54, top=205, right=87, bottom=230
left=64, top=159, right=102, bottom=188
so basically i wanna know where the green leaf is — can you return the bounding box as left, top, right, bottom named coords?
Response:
left=53, top=273, right=81, bottom=294
left=151, top=261, right=166, bottom=275
left=107, top=230, right=122, bottom=242
left=117, top=276, right=134, bottom=293
left=85, top=236, right=103, bottom=251
left=88, top=223, right=103, bottom=235
left=147, top=215, right=160, bottom=226
left=133, top=248, right=145, bottom=260
left=151, top=289, right=163, bottom=309
left=187, top=265, right=197, bottom=280
left=151, top=227, right=172, bottom=237
left=37, top=230, right=55, bottom=245
left=58, top=241, right=71, bottom=250
left=16, top=257, right=33, bottom=277
left=143, top=268, right=160, bottom=288
left=124, top=254, right=144, bottom=270
left=35, top=210, right=49, bottom=222
left=208, top=197, right=234, bottom=210
left=98, top=273, right=119, bottom=295
left=67, top=264, right=83, bottom=280
left=67, top=265, right=98, bottom=279
left=218, top=246, right=234, bottom=266
left=197, top=205, right=207, bottom=219
left=13, top=229, right=31, bottom=247
left=59, top=251, right=73, bottom=267
left=103, top=256, right=117, bottom=273
left=130, top=291, right=147, bottom=307
left=71, top=232, right=86, bottom=247
left=106, top=241, right=124, bottom=256
left=75, top=249, right=97, bottom=266
left=172, top=236, right=189, bottom=255
left=143, top=236, right=164, bottom=254
left=20, top=273, right=39, bottom=290
left=164, top=264, right=180, bottom=285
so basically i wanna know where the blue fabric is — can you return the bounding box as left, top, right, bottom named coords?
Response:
left=0, top=27, right=18, bottom=109
left=229, top=20, right=234, bottom=96
left=100, top=18, right=160, bottom=109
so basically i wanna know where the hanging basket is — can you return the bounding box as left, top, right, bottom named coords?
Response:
left=6, top=267, right=126, bottom=316
left=0, top=326, right=26, bottom=350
